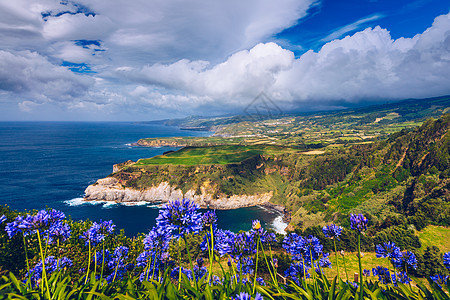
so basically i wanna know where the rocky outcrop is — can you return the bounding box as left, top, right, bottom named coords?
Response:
left=84, top=177, right=273, bottom=209
left=134, top=139, right=187, bottom=147
left=113, top=160, right=135, bottom=173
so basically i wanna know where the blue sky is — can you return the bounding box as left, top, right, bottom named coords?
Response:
left=277, top=0, right=449, bottom=54
left=0, top=0, right=449, bottom=121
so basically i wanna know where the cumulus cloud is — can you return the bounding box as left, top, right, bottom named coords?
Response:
left=0, top=50, right=93, bottom=102
left=0, top=0, right=449, bottom=119
left=117, top=12, right=450, bottom=113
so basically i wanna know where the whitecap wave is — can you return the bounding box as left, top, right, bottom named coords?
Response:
left=64, top=198, right=86, bottom=206
left=271, top=215, right=288, bottom=235
left=64, top=198, right=115, bottom=208
left=122, top=201, right=149, bottom=206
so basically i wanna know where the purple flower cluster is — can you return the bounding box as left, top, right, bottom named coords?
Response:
left=443, top=252, right=450, bottom=269
left=394, top=271, right=411, bottom=285
left=25, top=256, right=72, bottom=287
left=137, top=226, right=172, bottom=281
left=193, top=258, right=208, bottom=280
left=156, top=199, right=202, bottom=239
left=376, top=241, right=402, bottom=261
left=375, top=242, right=417, bottom=270
left=372, top=266, right=392, bottom=284
left=0, top=215, right=6, bottom=224
left=322, top=224, right=343, bottom=240
left=232, top=292, right=263, bottom=300
left=202, top=210, right=217, bottom=228
left=5, top=209, right=69, bottom=242
left=80, top=220, right=115, bottom=246
left=171, top=266, right=193, bottom=281
left=285, top=262, right=310, bottom=284
left=431, top=274, right=449, bottom=289
left=236, top=257, right=254, bottom=275
left=350, top=213, right=368, bottom=232
left=106, top=246, right=129, bottom=283
left=283, top=233, right=331, bottom=281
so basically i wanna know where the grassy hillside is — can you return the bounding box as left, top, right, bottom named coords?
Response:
left=137, top=95, right=450, bottom=148
left=114, top=114, right=450, bottom=230
left=135, top=145, right=300, bottom=165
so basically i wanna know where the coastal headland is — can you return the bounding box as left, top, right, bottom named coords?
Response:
left=84, top=96, right=450, bottom=229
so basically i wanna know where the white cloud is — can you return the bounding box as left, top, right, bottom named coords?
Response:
left=117, top=12, right=450, bottom=113
left=273, top=13, right=450, bottom=104
left=0, top=50, right=94, bottom=103
left=0, top=0, right=449, bottom=119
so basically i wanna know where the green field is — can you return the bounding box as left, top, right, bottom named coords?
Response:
left=135, top=145, right=299, bottom=165
left=417, top=225, right=450, bottom=253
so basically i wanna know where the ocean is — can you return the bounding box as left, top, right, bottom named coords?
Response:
left=0, top=122, right=286, bottom=236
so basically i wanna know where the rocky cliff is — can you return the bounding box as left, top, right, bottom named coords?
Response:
left=84, top=177, right=273, bottom=209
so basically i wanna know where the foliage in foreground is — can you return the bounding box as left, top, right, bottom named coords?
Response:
left=0, top=201, right=449, bottom=299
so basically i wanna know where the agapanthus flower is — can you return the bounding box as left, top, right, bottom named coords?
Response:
left=94, top=249, right=111, bottom=266
left=232, top=292, right=263, bottom=300
left=202, top=210, right=217, bottom=228
left=283, top=233, right=307, bottom=261
left=376, top=242, right=403, bottom=267
left=236, top=257, right=254, bottom=275
left=431, top=274, right=449, bottom=289
left=156, top=199, right=202, bottom=238
left=201, top=229, right=235, bottom=256
left=47, top=222, right=71, bottom=244
left=395, top=272, right=411, bottom=285
left=285, top=262, right=310, bottom=284
left=48, top=209, right=66, bottom=224
left=286, top=235, right=326, bottom=266
left=25, top=256, right=72, bottom=287
left=5, top=216, right=24, bottom=238
left=372, top=266, right=391, bottom=284
left=363, top=269, right=371, bottom=277
left=443, top=252, right=450, bottom=270
left=80, top=219, right=115, bottom=246
left=399, top=251, right=417, bottom=270
left=232, top=274, right=248, bottom=284
left=256, top=277, right=266, bottom=286
left=211, top=275, right=222, bottom=286
left=171, top=266, right=193, bottom=281
left=232, top=231, right=258, bottom=258
left=322, top=224, right=343, bottom=240
left=193, top=261, right=208, bottom=280
left=350, top=213, right=368, bottom=232
left=0, top=215, right=6, bottom=224
left=107, top=246, right=129, bottom=270
left=316, top=253, right=332, bottom=270
left=6, top=209, right=67, bottom=239
left=143, top=226, right=171, bottom=253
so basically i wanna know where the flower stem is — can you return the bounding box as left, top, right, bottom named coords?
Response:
left=100, top=243, right=105, bottom=281
left=22, top=234, right=31, bottom=288
left=207, top=225, right=214, bottom=283
left=252, top=234, right=260, bottom=294
left=85, top=240, right=91, bottom=284
left=183, top=236, right=198, bottom=290
left=333, top=240, right=340, bottom=281
left=178, top=238, right=182, bottom=290
left=259, top=239, right=276, bottom=286
left=37, top=229, right=51, bottom=299
left=357, top=233, right=363, bottom=300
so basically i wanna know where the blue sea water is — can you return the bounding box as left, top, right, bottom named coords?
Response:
left=0, top=122, right=284, bottom=236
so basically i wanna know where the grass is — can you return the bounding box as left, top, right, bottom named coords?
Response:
left=417, top=225, right=450, bottom=253
left=135, top=145, right=299, bottom=166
